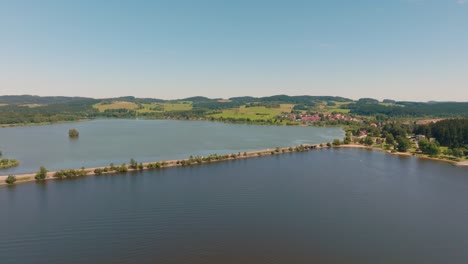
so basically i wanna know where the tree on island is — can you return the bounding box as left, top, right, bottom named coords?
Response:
left=69, top=129, right=79, bottom=138
left=35, top=166, right=48, bottom=180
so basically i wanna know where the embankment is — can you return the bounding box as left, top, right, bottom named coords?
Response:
left=2, top=143, right=466, bottom=187
left=0, top=144, right=323, bottom=186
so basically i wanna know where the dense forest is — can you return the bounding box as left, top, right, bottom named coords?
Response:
left=190, top=95, right=351, bottom=110
left=230, top=95, right=351, bottom=105
left=0, top=99, right=98, bottom=124
left=0, top=95, right=92, bottom=104
left=415, top=119, right=468, bottom=148
left=344, top=101, right=468, bottom=118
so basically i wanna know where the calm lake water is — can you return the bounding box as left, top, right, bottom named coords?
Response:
left=1, top=148, right=468, bottom=264
left=0, top=119, right=344, bottom=174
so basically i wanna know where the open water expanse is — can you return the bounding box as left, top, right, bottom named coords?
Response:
left=0, top=119, right=344, bottom=174
left=1, top=148, right=468, bottom=264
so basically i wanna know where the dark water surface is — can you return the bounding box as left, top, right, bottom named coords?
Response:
left=1, top=148, right=468, bottom=264
left=0, top=119, right=343, bottom=174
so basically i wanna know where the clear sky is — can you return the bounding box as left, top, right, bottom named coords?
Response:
left=0, top=0, right=467, bottom=101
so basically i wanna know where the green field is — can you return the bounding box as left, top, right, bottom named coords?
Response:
left=137, top=102, right=193, bottom=113
left=94, top=101, right=139, bottom=112
left=163, top=102, right=192, bottom=111
left=210, top=104, right=294, bottom=120
left=137, top=103, right=165, bottom=113
left=309, top=101, right=351, bottom=114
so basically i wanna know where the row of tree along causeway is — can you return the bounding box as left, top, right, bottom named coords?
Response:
left=2, top=140, right=467, bottom=186
left=1, top=144, right=326, bottom=186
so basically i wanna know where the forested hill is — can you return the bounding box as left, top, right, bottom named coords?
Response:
left=229, top=95, right=352, bottom=104
left=0, top=94, right=467, bottom=125
left=344, top=101, right=468, bottom=118
left=0, top=95, right=93, bottom=105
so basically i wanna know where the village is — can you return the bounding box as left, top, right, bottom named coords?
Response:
left=278, top=112, right=363, bottom=123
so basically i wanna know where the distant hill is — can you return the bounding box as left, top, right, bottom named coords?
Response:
left=181, top=96, right=213, bottom=102
left=0, top=94, right=467, bottom=126
left=0, top=95, right=93, bottom=105
left=230, top=95, right=352, bottom=104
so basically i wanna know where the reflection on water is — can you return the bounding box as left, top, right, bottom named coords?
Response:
left=1, top=148, right=468, bottom=264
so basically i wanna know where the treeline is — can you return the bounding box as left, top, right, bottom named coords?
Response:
left=0, top=95, right=92, bottom=104
left=344, top=101, right=468, bottom=118
left=229, top=95, right=351, bottom=104
left=192, top=101, right=243, bottom=110
left=100, top=96, right=165, bottom=104
left=415, top=119, right=468, bottom=148
left=346, top=118, right=468, bottom=157
left=0, top=99, right=99, bottom=124
left=189, top=95, right=351, bottom=110
left=245, top=102, right=280, bottom=108
left=210, top=116, right=292, bottom=125
left=99, top=109, right=137, bottom=118
left=141, top=109, right=210, bottom=120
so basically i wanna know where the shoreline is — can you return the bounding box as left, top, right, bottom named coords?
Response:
left=0, top=119, right=93, bottom=128
left=0, top=117, right=347, bottom=129
left=1, top=143, right=467, bottom=187
left=336, top=144, right=468, bottom=166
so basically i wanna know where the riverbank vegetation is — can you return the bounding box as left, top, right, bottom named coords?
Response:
left=341, top=118, right=468, bottom=162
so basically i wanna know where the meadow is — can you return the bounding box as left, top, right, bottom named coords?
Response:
left=93, top=101, right=139, bottom=112
left=210, top=104, right=294, bottom=121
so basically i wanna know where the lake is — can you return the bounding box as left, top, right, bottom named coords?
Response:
left=1, top=148, right=468, bottom=264
left=0, top=119, right=344, bottom=174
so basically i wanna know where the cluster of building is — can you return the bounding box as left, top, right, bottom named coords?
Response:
left=415, top=119, right=442, bottom=125
left=279, top=113, right=362, bottom=123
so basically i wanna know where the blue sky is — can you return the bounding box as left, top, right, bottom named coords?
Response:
left=0, top=0, right=467, bottom=101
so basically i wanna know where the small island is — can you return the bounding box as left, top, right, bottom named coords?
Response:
left=0, top=158, right=20, bottom=169
left=68, top=128, right=79, bottom=138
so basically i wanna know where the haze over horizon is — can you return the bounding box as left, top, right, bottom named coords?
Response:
left=1, top=0, right=467, bottom=101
